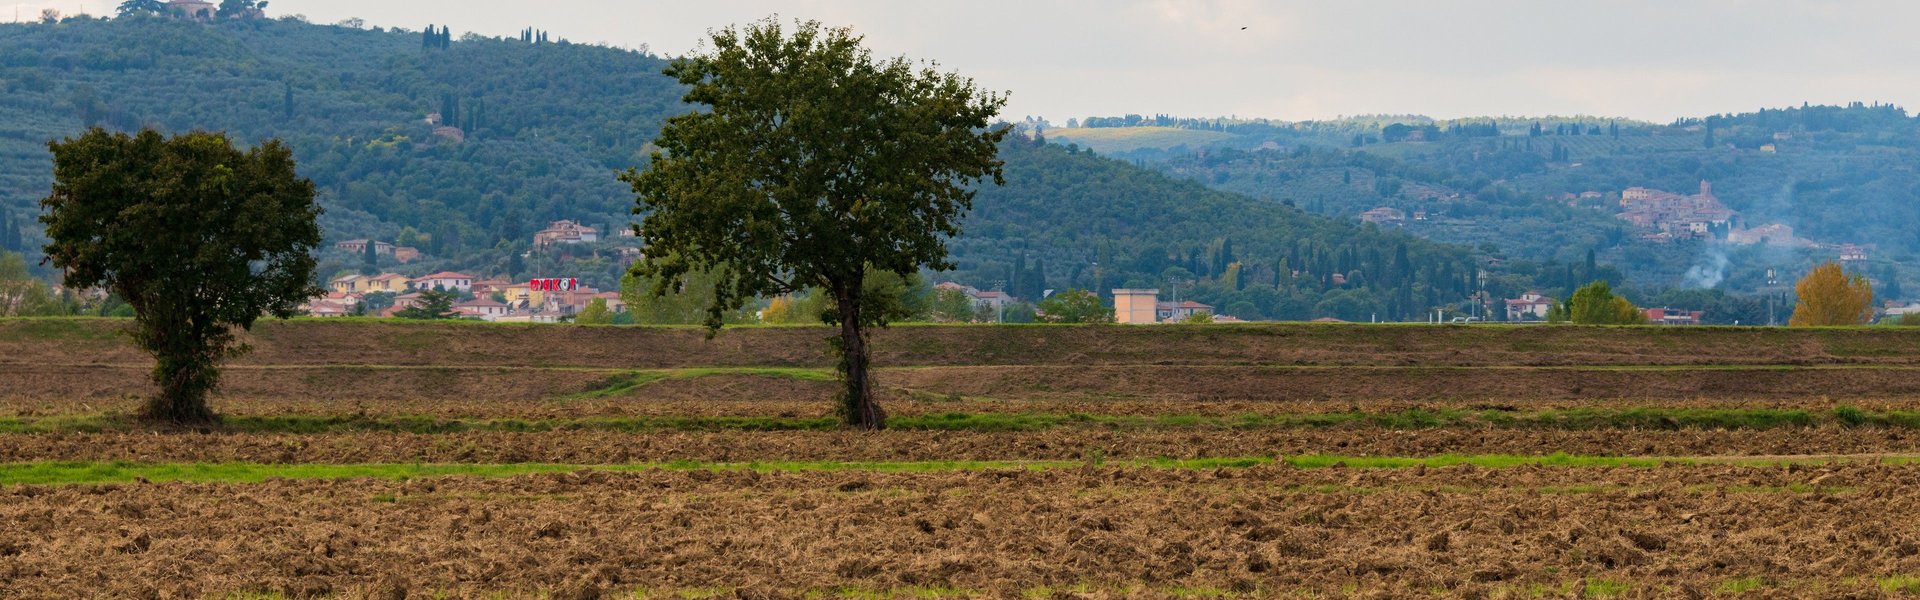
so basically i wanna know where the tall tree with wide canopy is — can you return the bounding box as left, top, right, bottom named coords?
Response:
left=41, top=128, right=322, bottom=423
left=1789, top=262, right=1875, bottom=326
left=622, top=18, right=1007, bottom=429
left=114, top=0, right=166, bottom=17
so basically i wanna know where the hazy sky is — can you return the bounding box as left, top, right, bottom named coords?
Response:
left=14, top=1, right=1920, bottom=123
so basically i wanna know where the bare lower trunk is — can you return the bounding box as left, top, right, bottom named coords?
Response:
left=138, top=316, right=220, bottom=425
left=833, top=283, right=885, bottom=430
left=143, top=354, right=218, bottom=424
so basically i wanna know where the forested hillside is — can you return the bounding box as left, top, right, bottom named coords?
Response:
left=0, top=13, right=1532, bottom=321
left=958, top=139, right=1495, bottom=321
left=1056, top=106, right=1920, bottom=298
left=0, top=14, right=679, bottom=288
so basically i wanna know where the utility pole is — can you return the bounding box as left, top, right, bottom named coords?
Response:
left=993, top=279, right=1007, bottom=323
left=1766, top=268, right=1780, bottom=326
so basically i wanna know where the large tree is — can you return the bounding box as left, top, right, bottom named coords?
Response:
left=622, top=18, right=1006, bottom=429
left=0, top=252, right=61, bottom=316
left=1037, top=289, right=1113, bottom=324
left=1550, top=280, right=1645, bottom=325
left=41, top=128, right=322, bottom=423
left=1789, top=262, right=1874, bottom=326
left=114, top=0, right=166, bottom=17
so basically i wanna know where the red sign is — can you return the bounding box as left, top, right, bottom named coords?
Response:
left=527, top=278, right=579, bottom=291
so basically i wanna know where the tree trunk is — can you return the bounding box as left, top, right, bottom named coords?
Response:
left=833, top=281, right=885, bottom=430
left=143, top=353, right=217, bottom=424
left=138, top=317, right=219, bottom=425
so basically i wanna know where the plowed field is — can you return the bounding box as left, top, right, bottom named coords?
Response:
left=6, top=319, right=1920, bottom=597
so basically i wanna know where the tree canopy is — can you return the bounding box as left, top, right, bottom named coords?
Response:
left=1036, top=289, right=1111, bottom=324
left=1789, top=262, right=1874, bottom=326
left=393, top=289, right=458, bottom=319
left=621, top=18, right=1006, bottom=429
left=41, top=128, right=321, bottom=422
left=1551, top=280, right=1645, bottom=325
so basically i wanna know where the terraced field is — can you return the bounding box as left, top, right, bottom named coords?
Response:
left=5, top=318, right=1920, bottom=597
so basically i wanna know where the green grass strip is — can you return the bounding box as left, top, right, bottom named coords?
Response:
left=9, top=406, right=1920, bottom=434
left=3, top=453, right=1908, bottom=486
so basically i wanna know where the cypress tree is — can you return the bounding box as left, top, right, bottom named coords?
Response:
left=362, top=239, right=379, bottom=274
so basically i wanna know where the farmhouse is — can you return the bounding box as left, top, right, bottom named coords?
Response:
left=410, top=272, right=474, bottom=292
left=453, top=298, right=509, bottom=321
left=969, top=290, right=1013, bottom=312
left=1358, top=207, right=1406, bottom=225
left=470, top=279, right=512, bottom=298
left=1643, top=307, right=1705, bottom=325
left=329, top=274, right=371, bottom=294
left=1110, top=288, right=1214, bottom=323
left=362, top=273, right=411, bottom=293
left=1156, top=300, right=1214, bottom=322
left=165, top=0, right=214, bottom=20
left=533, top=220, right=599, bottom=249
left=1505, top=290, right=1555, bottom=321
left=334, top=239, right=394, bottom=255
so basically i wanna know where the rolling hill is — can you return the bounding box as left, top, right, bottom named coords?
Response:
left=1059, top=107, right=1920, bottom=297
left=0, top=13, right=1527, bottom=321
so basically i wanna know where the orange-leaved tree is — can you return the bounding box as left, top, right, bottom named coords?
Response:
left=1788, top=262, right=1874, bottom=326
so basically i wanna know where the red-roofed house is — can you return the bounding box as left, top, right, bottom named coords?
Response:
left=1156, top=300, right=1214, bottom=321
left=533, top=220, right=599, bottom=249
left=304, top=300, right=350, bottom=318
left=453, top=298, right=509, bottom=321
left=591, top=291, right=627, bottom=313
left=1505, top=291, right=1555, bottom=321
left=469, top=279, right=512, bottom=298
left=363, top=273, right=411, bottom=293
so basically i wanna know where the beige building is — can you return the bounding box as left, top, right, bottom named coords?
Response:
left=533, top=220, right=599, bottom=249
left=1113, top=289, right=1160, bottom=324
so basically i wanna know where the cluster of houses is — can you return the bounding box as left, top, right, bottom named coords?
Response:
left=533, top=220, right=601, bottom=250
left=1111, top=289, right=1228, bottom=324
left=932, top=282, right=1018, bottom=316
left=1504, top=289, right=1706, bottom=325
left=305, top=271, right=623, bottom=322
left=932, top=282, right=1229, bottom=324
left=1617, top=181, right=1739, bottom=241
left=1602, top=183, right=1866, bottom=262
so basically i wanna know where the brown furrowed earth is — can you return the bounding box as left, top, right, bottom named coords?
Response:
left=9, top=318, right=1920, bottom=597
left=5, top=464, right=1920, bottom=598
left=10, top=428, right=1920, bottom=464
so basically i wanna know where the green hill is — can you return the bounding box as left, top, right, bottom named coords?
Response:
left=1077, top=106, right=1920, bottom=296
left=0, top=15, right=680, bottom=289
left=0, top=14, right=1526, bottom=321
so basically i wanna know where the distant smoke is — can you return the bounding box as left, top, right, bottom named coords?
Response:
left=1683, top=247, right=1730, bottom=288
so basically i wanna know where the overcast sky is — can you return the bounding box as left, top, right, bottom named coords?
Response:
left=13, top=1, right=1920, bottom=123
